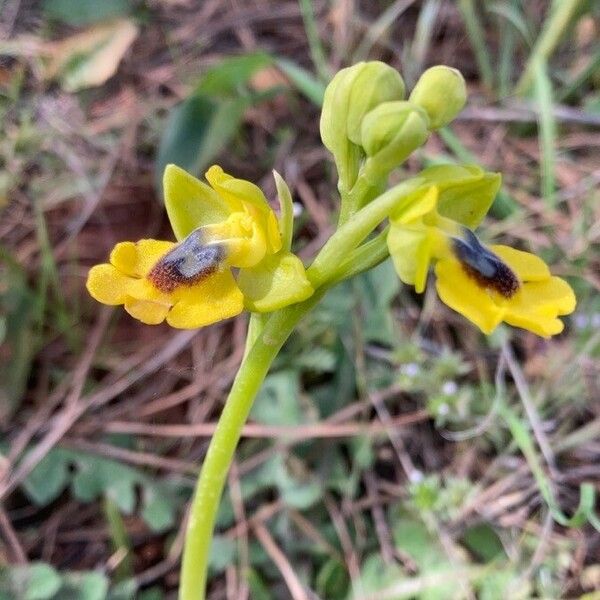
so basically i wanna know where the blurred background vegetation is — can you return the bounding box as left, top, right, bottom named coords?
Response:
left=0, top=0, right=599, bottom=598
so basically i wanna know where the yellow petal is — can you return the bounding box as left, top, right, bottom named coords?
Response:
left=133, top=240, right=175, bottom=277
left=511, top=276, right=576, bottom=316
left=387, top=223, right=446, bottom=293
left=489, top=245, right=550, bottom=281
left=109, top=242, right=139, bottom=277
left=205, top=165, right=281, bottom=254
left=266, top=210, right=283, bottom=254
left=86, top=264, right=133, bottom=305
left=201, top=214, right=267, bottom=268
left=503, top=310, right=564, bottom=337
left=435, top=258, right=505, bottom=334
left=390, top=186, right=438, bottom=224
left=387, top=225, right=426, bottom=288
left=124, top=296, right=171, bottom=325
left=166, top=271, right=244, bottom=328
left=225, top=229, right=267, bottom=268
left=237, top=252, right=314, bottom=312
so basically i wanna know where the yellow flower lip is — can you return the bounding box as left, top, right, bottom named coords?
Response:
left=147, top=231, right=225, bottom=293
left=451, top=228, right=520, bottom=299
left=86, top=238, right=244, bottom=329
left=435, top=242, right=576, bottom=337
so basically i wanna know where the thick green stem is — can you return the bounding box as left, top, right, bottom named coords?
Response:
left=308, top=177, right=422, bottom=287
left=179, top=293, right=323, bottom=600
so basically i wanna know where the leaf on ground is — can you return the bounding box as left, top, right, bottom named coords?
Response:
left=55, top=572, right=109, bottom=600
left=43, top=19, right=138, bottom=92
left=43, top=0, right=132, bottom=26
left=354, top=258, right=401, bottom=345
left=208, top=536, right=237, bottom=574
left=0, top=563, right=62, bottom=600
left=0, top=259, right=38, bottom=420
left=22, top=449, right=182, bottom=532
left=251, top=370, right=301, bottom=426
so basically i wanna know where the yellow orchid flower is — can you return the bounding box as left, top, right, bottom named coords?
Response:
left=387, top=178, right=576, bottom=337
left=86, top=165, right=313, bottom=328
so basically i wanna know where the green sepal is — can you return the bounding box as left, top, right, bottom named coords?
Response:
left=163, top=164, right=229, bottom=241
left=238, top=252, right=314, bottom=313
left=392, top=164, right=501, bottom=229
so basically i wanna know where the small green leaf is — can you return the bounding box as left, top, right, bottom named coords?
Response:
left=316, top=557, right=349, bottom=599
left=0, top=256, right=38, bottom=419
left=276, top=58, right=325, bottom=105
left=354, top=258, right=400, bottom=345
left=280, top=479, right=322, bottom=509
left=57, top=572, right=109, bottom=600
left=24, top=564, right=62, bottom=600
left=142, top=489, right=176, bottom=532
left=208, top=536, right=237, bottom=573
left=23, top=449, right=69, bottom=506
left=245, top=568, right=273, bottom=600
left=251, top=370, right=301, bottom=426
left=43, top=0, right=131, bottom=25
left=462, top=523, right=505, bottom=563
left=196, top=53, right=273, bottom=95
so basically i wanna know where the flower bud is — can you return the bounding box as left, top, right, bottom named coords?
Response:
left=345, top=62, right=405, bottom=145
left=408, top=66, right=466, bottom=130
left=320, top=61, right=405, bottom=189
left=361, top=101, right=430, bottom=174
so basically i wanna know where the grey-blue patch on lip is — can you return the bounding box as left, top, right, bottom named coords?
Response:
left=451, top=228, right=519, bottom=298
left=148, top=231, right=225, bottom=293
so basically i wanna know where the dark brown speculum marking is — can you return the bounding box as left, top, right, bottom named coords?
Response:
left=147, top=234, right=224, bottom=293
left=451, top=229, right=520, bottom=298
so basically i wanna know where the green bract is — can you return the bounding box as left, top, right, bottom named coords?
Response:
left=412, top=164, right=501, bottom=228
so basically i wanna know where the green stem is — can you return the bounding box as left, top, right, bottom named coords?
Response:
left=179, top=293, right=323, bottom=600
left=308, top=177, right=422, bottom=287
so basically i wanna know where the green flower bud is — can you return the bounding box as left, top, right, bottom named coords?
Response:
left=320, top=61, right=405, bottom=190
left=345, top=62, right=405, bottom=145
left=409, top=66, right=466, bottom=130
left=361, top=101, right=430, bottom=174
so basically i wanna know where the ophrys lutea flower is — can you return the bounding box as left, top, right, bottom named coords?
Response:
left=387, top=167, right=576, bottom=337
left=86, top=165, right=313, bottom=328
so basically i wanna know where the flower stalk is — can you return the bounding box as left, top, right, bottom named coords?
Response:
left=179, top=292, right=324, bottom=600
